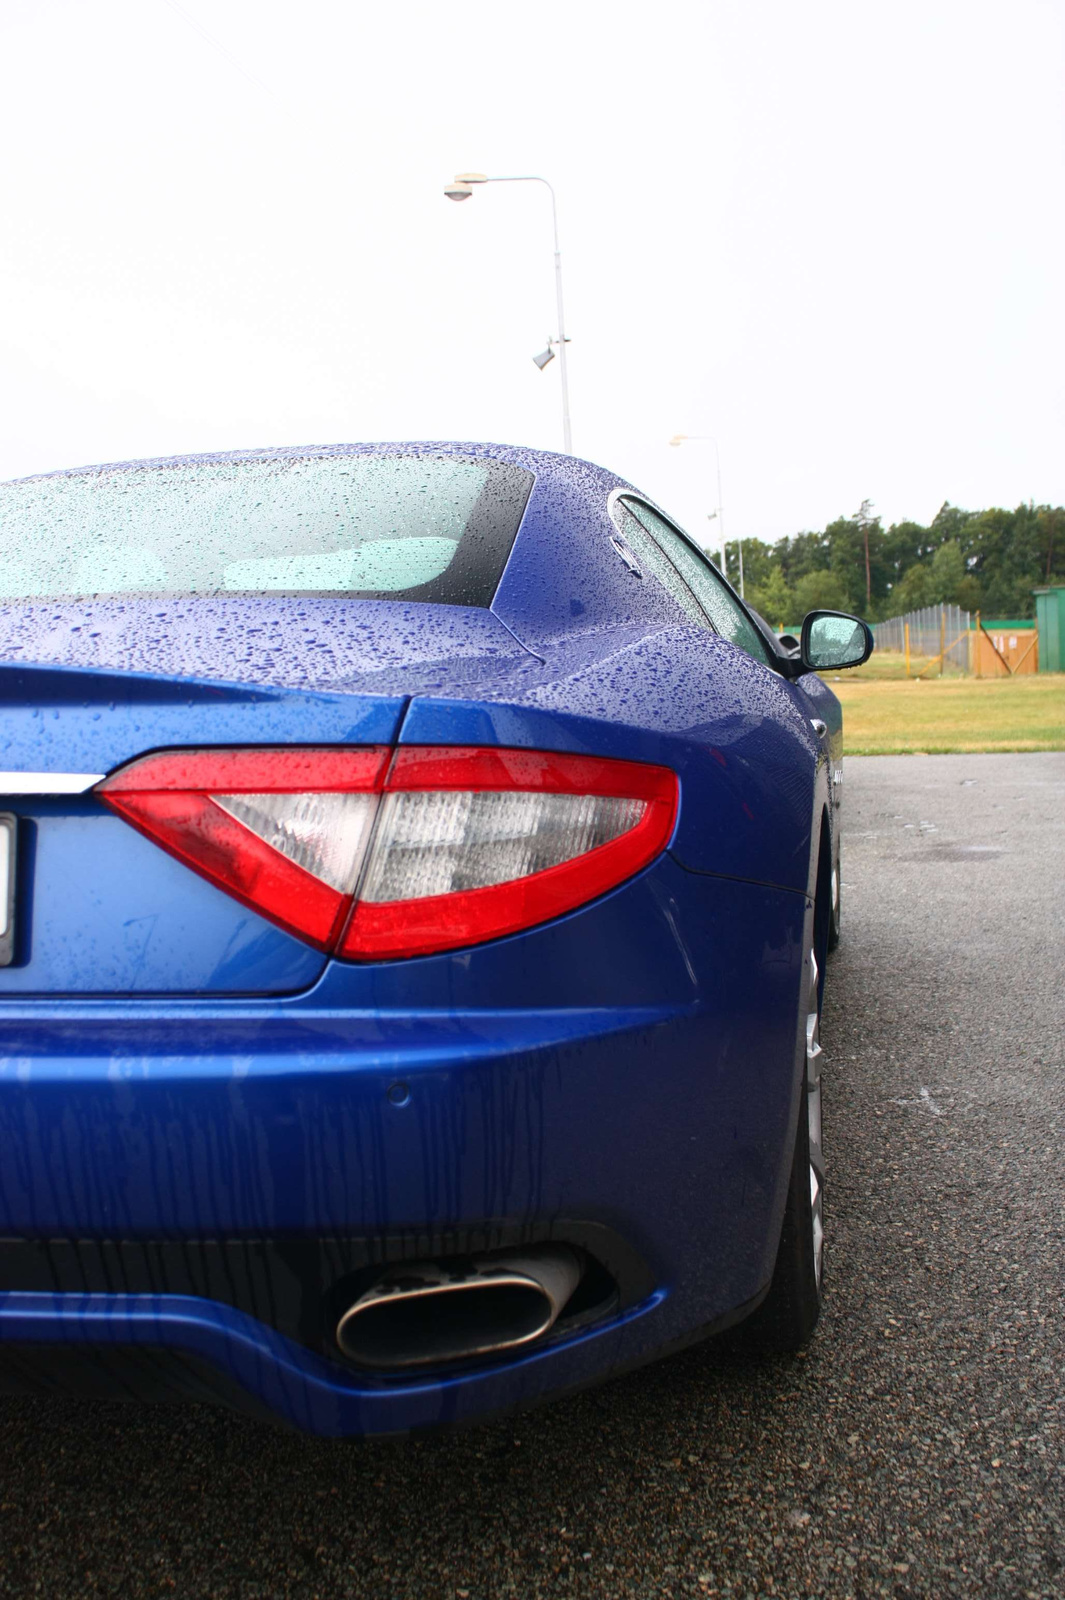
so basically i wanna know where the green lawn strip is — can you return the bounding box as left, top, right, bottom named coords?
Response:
left=846, top=740, right=1060, bottom=755
left=831, top=676, right=1065, bottom=755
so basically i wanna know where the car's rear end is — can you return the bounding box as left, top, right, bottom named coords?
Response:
left=0, top=446, right=811, bottom=1433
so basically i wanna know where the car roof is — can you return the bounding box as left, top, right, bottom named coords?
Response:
left=1, top=441, right=631, bottom=498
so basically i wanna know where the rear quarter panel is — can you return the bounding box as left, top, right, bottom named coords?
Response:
left=484, top=461, right=831, bottom=896
left=400, top=625, right=829, bottom=898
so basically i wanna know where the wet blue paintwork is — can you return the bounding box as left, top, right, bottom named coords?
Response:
left=0, top=442, right=837, bottom=1432
left=401, top=631, right=822, bottom=894
left=0, top=892, right=801, bottom=1252
left=0, top=601, right=537, bottom=770
left=0, top=1290, right=671, bottom=1437
left=0, top=800, right=325, bottom=994
left=0, top=860, right=806, bottom=1432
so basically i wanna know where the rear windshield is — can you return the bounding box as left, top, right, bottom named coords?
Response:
left=0, top=453, right=533, bottom=607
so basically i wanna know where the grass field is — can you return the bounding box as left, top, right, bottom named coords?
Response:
left=827, top=673, right=1065, bottom=754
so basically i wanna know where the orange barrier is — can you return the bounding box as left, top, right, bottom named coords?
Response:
left=972, top=622, right=1039, bottom=676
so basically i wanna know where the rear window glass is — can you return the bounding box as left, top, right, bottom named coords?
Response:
left=0, top=453, right=533, bottom=607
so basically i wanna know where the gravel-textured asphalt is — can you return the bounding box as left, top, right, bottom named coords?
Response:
left=0, top=752, right=1062, bottom=1600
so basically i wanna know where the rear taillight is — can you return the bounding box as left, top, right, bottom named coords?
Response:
left=97, top=746, right=678, bottom=960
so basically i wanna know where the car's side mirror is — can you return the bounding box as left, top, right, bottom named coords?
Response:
left=800, top=610, right=874, bottom=672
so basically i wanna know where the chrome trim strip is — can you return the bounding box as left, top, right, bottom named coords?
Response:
left=0, top=772, right=104, bottom=795
left=609, top=533, right=644, bottom=577
left=606, top=486, right=726, bottom=574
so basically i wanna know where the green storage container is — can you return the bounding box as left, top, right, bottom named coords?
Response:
left=1033, top=585, right=1065, bottom=673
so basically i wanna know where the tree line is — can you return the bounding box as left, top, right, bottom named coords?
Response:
left=719, top=501, right=1065, bottom=625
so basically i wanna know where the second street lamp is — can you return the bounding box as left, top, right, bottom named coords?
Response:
left=669, top=433, right=743, bottom=598
left=445, top=172, right=572, bottom=454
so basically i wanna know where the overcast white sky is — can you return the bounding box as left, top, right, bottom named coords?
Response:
left=1, top=0, right=1062, bottom=552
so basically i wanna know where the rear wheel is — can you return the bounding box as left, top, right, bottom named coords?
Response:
left=743, top=946, right=825, bottom=1352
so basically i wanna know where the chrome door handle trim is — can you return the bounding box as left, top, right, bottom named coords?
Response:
left=609, top=535, right=644, bottom=578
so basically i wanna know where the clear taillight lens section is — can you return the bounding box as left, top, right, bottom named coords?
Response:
left=98, top=748, right=390, bottom=950
left=97, top=746, right=678, bottom=960
left=359, top=790, right=646, bottom=902
left=213, top=792, right=378, bottom=892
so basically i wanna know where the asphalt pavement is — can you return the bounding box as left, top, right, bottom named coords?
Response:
left=0, top=752, right=1062, bottom=1599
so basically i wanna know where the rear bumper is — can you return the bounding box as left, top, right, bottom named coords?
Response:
left=0, top=870, right=808, bottom=1434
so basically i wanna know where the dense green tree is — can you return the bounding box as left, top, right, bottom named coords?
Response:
left=889, top=561, right=937, bottom=614
left=793, top=570, right=851, bottom=615
left=881, top=519, right=938, bottom=588
left=745, top=567, right=794, bottom=627
left=930, top=540, right=966, bottom=603
left=961, top=506, right=1051, bottom=615
left=729, top=498, right=1065, bottom=625
left=1037, top=508, right=1065, bottom=586
left=781, top=530, right=831, bottom=584
left=727, top=536, right=776, bottom=592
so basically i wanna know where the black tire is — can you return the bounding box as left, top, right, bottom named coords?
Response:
left=742, top=945, right=825, bottom=1353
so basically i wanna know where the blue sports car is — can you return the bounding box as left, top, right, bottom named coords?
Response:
left=0, top=443, right=871, bottom=1434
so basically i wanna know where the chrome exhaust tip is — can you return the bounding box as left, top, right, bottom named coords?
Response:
left=335, top=1246, right=583, bottom=1370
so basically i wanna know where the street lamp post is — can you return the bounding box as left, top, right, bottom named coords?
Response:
left=445, top=172, right=572, bottom=454
left=668, top=433, right=743, bottom=598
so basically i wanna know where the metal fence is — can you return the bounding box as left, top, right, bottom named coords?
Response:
left=872, top=604, right=972, bottom=671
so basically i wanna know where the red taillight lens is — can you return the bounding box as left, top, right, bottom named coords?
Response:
left=340, top=747, right=676, bottom=959
left=97, top=746, right=678, bottom=960
left=99, top=748, right=390, bottom=951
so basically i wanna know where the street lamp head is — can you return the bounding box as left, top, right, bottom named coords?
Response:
left=454, top=172, right=488, bottom=184
left=532, top=344, right=555, bottom=371
left=669, top=434, right=688, bottom=447
left=444, top=181, right=473, bottom=202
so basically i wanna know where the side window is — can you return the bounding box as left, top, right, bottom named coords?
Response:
left=610, top=503, right=708, bottom=630
left=624, top=501, right=772, bottom=666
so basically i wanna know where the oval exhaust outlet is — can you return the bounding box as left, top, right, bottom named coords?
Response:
left=336, top=1246, right=583, bottom=1370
